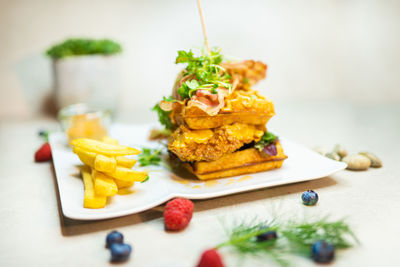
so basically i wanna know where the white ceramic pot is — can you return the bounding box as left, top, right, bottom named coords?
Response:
left=53, top=55, right=121, bottom=112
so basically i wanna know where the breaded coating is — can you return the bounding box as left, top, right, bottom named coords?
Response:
left=168, top=123, right=265, bottom=162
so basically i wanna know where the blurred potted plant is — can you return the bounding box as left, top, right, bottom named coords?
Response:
left=46, top=38, right=122, bottom=112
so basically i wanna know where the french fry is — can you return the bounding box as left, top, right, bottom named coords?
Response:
left=92, top=170, right=118, bottom=197
left=107, top=166, right=148, bottom=182
left=71, top=138, right=141, bottom=156
left=114, top=179, right=135, bottom=189
left=94, top=154, right=117, bottom=173
left=102, top=136, right=119, bottom=145
left=74, top=137, right=145, bottom=209
left=74, top=147, right=117, bottom=173
left=74, top=147, right=96, bottom=167
left=81, top=165, right=106, bottom=209
left=116, top=156, right=137, bottom=169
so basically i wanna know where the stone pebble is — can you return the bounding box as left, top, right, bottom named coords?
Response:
left=333, top=144, right=348, bottom=159
left=342, top=154, right=371, bottom=171
left=359, top=152, right=383, bottom=168
left=325, top=152, right=341, bottom=161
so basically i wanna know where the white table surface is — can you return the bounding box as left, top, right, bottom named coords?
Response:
left=1, top=101, right=399, bottom=267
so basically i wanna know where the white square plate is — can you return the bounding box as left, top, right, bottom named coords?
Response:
left=50, top=124, right=346, bottom=220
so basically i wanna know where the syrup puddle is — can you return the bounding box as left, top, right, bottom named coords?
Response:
left=237, top=175, right=252, bottom=182
left=191, top=185, right=201, bottom=189
left=169, top=173, right=190, bottom=185
left=205, top=180, right=218, bottom=187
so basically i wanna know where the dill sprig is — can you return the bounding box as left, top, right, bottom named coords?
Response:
left=217, top=217, right=358, bottom=266
left=217, top=221, right=289, bottom=266
left=282, top=218, right=359, bottom=257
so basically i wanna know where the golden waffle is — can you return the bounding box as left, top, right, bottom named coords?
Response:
left=182, top=141, right=287, bottom=180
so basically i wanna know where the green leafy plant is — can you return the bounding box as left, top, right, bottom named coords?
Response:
left=175, top=48, right=231, bottom=99
left=254, top=132, right=278, bottom=151
left=217, top=217, right=358, bottom=266
left=46, top=38, right=122, bottom=59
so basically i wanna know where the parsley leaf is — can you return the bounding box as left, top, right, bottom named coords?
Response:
left=177, top=83, right=190, bottom=99
left=138, top=148, right=163, bottom=167
left=176, top=50, right=194, bottom=63
left=186, top=80, right=199, bottom=90
left=163, top=96, right=174, bottom=102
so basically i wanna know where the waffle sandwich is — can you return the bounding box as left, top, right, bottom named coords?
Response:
left=154, top=48, right=286, bottom=180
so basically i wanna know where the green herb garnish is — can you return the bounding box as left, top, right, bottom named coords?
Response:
left=152, top=102, right=173, bottom=130
left=138, top=148, right=163, bottom=167
left=141, top=175, right=150, bottom=183
left=254, top=132, right=278, bottom=151
left=46, top=38, right=122, bottom=59
left=281, top=219, right=358, bottom=256
left=175, top=48, right=232, bottom=99
left=217, top=218, right=358, bottom=266
left=217, top=221, right=288, bottom=266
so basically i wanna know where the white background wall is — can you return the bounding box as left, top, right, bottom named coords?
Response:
left=0, top=0, right=399, bottom=120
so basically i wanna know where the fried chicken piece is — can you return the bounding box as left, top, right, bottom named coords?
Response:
left=168, top=123, right=265, bottom=162
left=221, top=60, right=267, bottom=90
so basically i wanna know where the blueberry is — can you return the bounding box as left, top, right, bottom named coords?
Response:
left=110, top=243, right=132, bottom=262
left=302, top=190, right=319, bottom=206
left=256, top=226, right=278, bottom=242
left=106, top=231, right=124, bottom=248
left=311, top=241, right=335, bottom=263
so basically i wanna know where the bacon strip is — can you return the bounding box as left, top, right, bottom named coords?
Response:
left=187, top=89, right=229, bottom=116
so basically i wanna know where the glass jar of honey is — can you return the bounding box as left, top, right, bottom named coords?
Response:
left=58, top=103, right=111, bottom=144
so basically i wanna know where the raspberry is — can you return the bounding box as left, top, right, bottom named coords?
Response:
left=164, top=209, right=189, bottom=231
left=35, top=142, right=52, bottom=162
left=165, top=198, right=194, bottom=220
left=163, top=198, right=193, bottom=231
left=196, top=249, right=224, bottom=267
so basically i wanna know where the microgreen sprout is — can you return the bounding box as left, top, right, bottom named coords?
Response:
left=175, top=48, right=232, bottom=99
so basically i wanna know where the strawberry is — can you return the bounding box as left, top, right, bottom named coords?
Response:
left=164, top=198, right=194, bottom=220
left=35, top=142, right=52, bottom=162
left=196, top=249, right=224, bottom=267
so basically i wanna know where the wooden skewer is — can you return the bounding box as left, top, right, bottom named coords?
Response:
left=196, top=0, right=211, bottom=55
